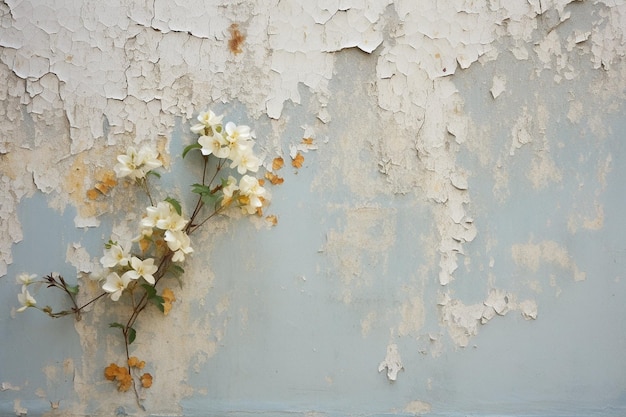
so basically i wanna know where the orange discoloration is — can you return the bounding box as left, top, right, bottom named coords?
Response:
left=272, top=157, right=284, bottom=171
left=228, top=24, right=245, bottom=55
left=292, top=153, right=304, bottom=168
left=141, top=373, right=153, bottom=388
left=162, top=288, right=176, bottom=315
left=88, top=170, right=118, bottom=199
left=265, top=171, right=284, bottom=185
left=86, top=189, right=100, bottom=200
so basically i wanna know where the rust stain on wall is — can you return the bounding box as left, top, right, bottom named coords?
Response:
left=228, top=23, right=245, bottom=55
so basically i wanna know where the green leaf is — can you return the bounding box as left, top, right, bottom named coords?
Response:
left=165, top=197, right=182, bottom=215
left=142, top=284, right=165, bottom=312
left=182, top=143, right=202, bottom=159
left=147, top=170, right=161, bottom=178
left=66, top=284, right=79, bottom=295
left=213, top=193, right=224, bottom=211
left=141, top=283, right=157, bottom=298
left=191, top=183, right=211, bottom=196
left=128, top=327, right=136, bottom=345
left=202, top=192, right=219, bottom=207
left=151, top=296, right=165, bottom=313
left=109, top=322, right=124, bottom=329
left=169, top=264, right=185, bottom=276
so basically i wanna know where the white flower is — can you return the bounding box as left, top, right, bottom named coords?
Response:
left=198, top=133, right=230, bottom=159
left=114, top=146, right=162, bottom=180
left=229, top=146, right=261, bottom=174
left=238, top=175, right=268, bottom=214
left=100, top=242, right=130, bottom=268
left=164, top=230, right=194, bottom=262
left=141, top=201, right=171, bottom=229
left=16, top=273, right=37, bottom=286
left=225, top=122, right=251, bottom=143
left=17, top=287, right=36, bottom=312
left=137, top=146, right=162, bottom=172
left=127, top=256, right=158, bottom=285
left=142, top=201, right=187, bottom=232
left=190, top=110, right=224, bottom=135
left=222, top=176, right=239, bottom=198
left=102, top=271, right=132, bottom=301
left=156, top=210, right=187, bottom=232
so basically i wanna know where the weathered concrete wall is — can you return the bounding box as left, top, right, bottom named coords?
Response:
left=1, top=0, right=626, bottom=415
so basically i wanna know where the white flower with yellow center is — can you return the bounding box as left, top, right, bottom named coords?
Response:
left=17, top=287, right=36, bottom=312
left=127, top=257, right=158, bottom=285
left=190, top=110, right=224, bottom=135
left=114, top=146, right=162, bottom=180
left=198, top=133, right=230, bottom=159
left=102, top=272, right=133, bottom=301
left=164, top=230, right=194, bottom=262
left=100, top=242, right=130, bottom=268
left=238, top=175, right=267, bottom=214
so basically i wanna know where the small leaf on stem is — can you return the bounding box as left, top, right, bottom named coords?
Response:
left=182, top=143, right=202, bottom=159
left=165, top=197, right=182, bottom=215
left=128, top=327, right=137, bottom=345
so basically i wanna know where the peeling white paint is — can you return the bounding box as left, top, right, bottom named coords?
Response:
left=65, top=243, right=94, bottom=274
left=439, top=289, right=540, bottom=347
left=378, top=343, right=403, bottom=381
left=0, top=382, right=20, bottom=392
left=520, top=299, right=538, bottom=320
left=490, top=75, right=506, bottom=99
left=510, top=109, right=534, bottom=156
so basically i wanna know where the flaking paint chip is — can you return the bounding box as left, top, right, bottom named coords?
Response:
left=378, top=343, right=403, bottom=381
left=490, top=75, right=506, bottom=99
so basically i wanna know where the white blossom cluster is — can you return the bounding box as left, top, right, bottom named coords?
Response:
left=191, top=110, right=269, bottom=214
left=113, top=146, right=162, bottom=180
left=99, top=200, right=192, bottom=301
left=15, top=273, right=37, bottom=312
left=16, top=109, right=271, bottom=309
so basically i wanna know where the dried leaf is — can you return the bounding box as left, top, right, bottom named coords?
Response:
left=162, top=288, right=176, bottom=302
left=265, top=171, right=284, bottom=185
left=292, top=152, right=304, bottom=168
left=141, top=373, right=153, bottom=388
left=272, top=157, right=284, bottom=171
